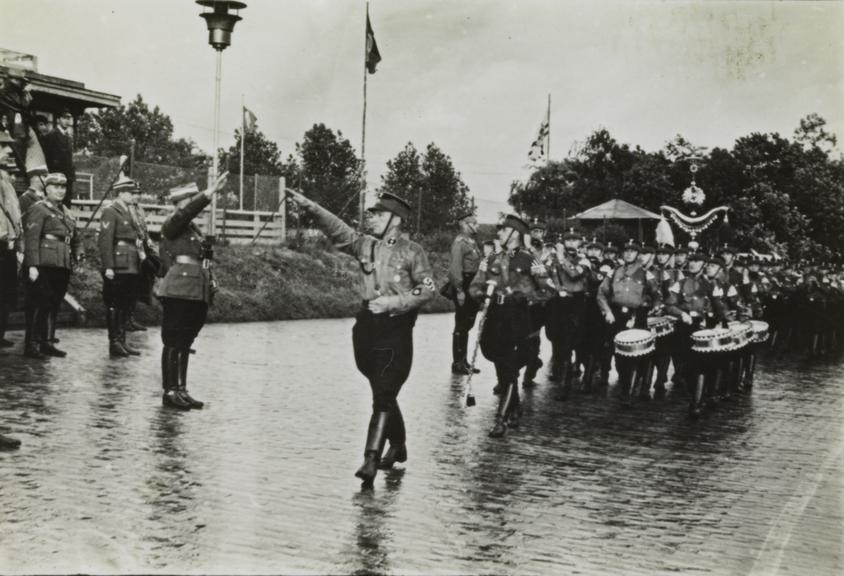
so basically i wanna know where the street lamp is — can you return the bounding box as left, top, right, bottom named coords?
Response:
left=196, top=0, right=246, bottom=236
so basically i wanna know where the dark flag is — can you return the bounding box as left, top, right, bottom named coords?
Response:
left=366, top=12, right=381, bottom=74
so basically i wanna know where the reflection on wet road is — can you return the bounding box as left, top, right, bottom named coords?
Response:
left=1, top=314, right=841, bottom=574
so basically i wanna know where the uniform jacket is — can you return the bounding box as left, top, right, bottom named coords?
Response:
left=596, top=261, right=661, bottom=316
left=98, top=200, right=143, bottom=274
left=0, top=170, right=22, bottom=250
left=448, top=232, right=481, bottom=286
left=157, top=193, right=213, bottom=303
left=470, top=248, right=553, bottom=305
left=664, top=271, right=729, bottom=323
left=42, top=128, right=75, bottom=182
left=311, top=203, right=435, bottom=315
left=553, top=250, right=588, bottom=295
left=23, top=199, right=79, bottom=269
left=653, top=264, right=684, bottom=299
left=19, top=189, right=43, bottom=217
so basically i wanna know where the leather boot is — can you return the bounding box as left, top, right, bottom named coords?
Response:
left=39, top=310, right=66, bottom=357
left=451, top=332, right=472, bottom=375
left=49, top=308, right=59, bottom=343
left=125, top=303, right=147, bottom=331
left=175, top=348, right=203, bottom=409
left=489, top=381, right=515, bottom=438
left=689, top=373, right=705, bottom=418
left=0, top=306, right=13, bottom=348
left=555, top=361, right=571, bottom=401
left=162, top=347, right=191, bottom=410
left=581, top=356, right=595, bottom=394
left=356, top=411, right=390, bottom=485
left=460, top=330, right=479, bottom=374
left=639, top=360, right=655, bottom=400
left=117, top=310, right=141, bottom=356
left=23, top=308, right=43, bottom=358
left=107, top=308, right=130, bottom=357
left=379, top=407, right=407, bottom=470
left=0, top=433, right=21, bottom=450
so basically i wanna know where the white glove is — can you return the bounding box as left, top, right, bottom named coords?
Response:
left=105, top=268, right=115, bottom=280
left=28, top=266, right=38, bottom=282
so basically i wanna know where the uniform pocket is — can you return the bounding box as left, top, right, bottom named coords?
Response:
left=40, top=241, right=60, bottom=267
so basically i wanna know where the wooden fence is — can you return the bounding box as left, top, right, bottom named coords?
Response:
left=71, top=200, right=286, bottom=245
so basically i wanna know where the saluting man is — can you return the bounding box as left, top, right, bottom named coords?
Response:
left=23, top=172, right=80, bottom=358
left=448, top=210, right=482, bottom=374
left=156, top=173, right=228, bottom=411
left=287, top=189, right=435, bottom=487
left=98, top=177, right=145, bottom=357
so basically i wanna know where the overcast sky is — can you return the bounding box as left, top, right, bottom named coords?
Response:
left=4, top=0, right=843, bottom=220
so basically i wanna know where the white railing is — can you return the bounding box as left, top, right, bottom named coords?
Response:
left=71, top=200, right=286, bottom=245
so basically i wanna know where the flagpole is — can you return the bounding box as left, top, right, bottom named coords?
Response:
left=546, top=93, right=551, bottom=164
left=240, top=94, right=245, bottom=211
left=359, top=2, right=370, bottom=233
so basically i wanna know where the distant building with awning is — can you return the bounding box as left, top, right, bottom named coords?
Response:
left=573, top=198, right=661, bottom=243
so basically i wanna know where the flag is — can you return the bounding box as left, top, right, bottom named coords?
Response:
left=365, top=11, right=381, bottom=74
left=243, top=106, right=257, bottom=132
left=527, top=116, right=549, bottom=163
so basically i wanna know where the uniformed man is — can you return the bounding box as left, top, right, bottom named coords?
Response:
left=287, top=189, right=435, bottom=486
left=447, top=210, right=482, bottom=375
left=23, top=172, right=80, bottom=358
left=156, top=174, right=228, bottom=411
left=550, top=228, right=589, bottom=399
left=596, top=240, right=661, bottom=404
left=673, top=245, right=689, bottom=274
left=664, top=251, right=729, bottom=416
left=98, top=177, right=145, bottom=357
left=522, top=218, right=555, bottom=388
left=578, top=255, right=613, bottom=393
left=470, top=214, right=549, bottom=438
left=19, top=166, right=47, bottom=215
left=126, top=191, right=153, bottom=331
left=651, top=244, right=683, bottom=397
left=0, top=130, right=23, bottom=348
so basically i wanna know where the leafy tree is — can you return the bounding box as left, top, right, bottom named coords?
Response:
left=297, top=123, right=362, bottom=222
left=219, top=127, right=286, bottom=176
left=76, top=95, right=207, bottom=168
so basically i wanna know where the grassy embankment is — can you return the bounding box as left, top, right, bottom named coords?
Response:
left=69, top=233, right=456, bottom=327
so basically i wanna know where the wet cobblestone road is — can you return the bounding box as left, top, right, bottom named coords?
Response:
left=0, top=313, right=842, bottom=574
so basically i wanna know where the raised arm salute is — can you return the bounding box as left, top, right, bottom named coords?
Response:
left=287, top=189, right=435, bottom=487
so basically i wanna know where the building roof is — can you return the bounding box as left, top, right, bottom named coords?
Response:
left=573, top=198, right=661, bottom=220
left=0, top=60, right=120, bottom=112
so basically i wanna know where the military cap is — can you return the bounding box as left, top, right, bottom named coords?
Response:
left=168, top=182, right=200, bottom=203
left=656, top=243, right=674, bottom=255
left=604, top=241, right=618, bottom=254
left=719, top=243, right=738, bottom=255
left=0, top=130, right=15, bottom=144
left=369, top=192, right=411, bottom=221
left=45, top=172, right=67, bottom=186
left=562, top=227, right=580, bottom=241
left=623, top=239, right=642, bottom=252
left=688, top=251, right=706, bottom=261
left=528, top=217, right=546, bottom=231
left=707, top=255, right=726, bottom=267
left=585, top=237, right=605, bottom=251
left=639, top=244, right=655, bottom=255
left=674, top=245, right=689, bottom=255
left=497, top=213, right=529, bottom=235
left=113, top=177, right=139, bottom=194
left=27, top=165, right=48, bottom=177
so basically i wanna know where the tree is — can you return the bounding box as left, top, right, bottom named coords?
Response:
left=76, top=95, right=207, bottom=169
left=219, top=127, right=286, bottom=176
left=379, top=142, right=472, bottom=233
left=297, top=123, right=362, bottom=221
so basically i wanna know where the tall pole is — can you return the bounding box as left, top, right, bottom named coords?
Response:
left=546, top=93, right=551, bottom=164
left=359, top=2, right=369, bottom=233
left=210, top=48, right=223, bottom=236
left=239, top=93, right=245, bottom=210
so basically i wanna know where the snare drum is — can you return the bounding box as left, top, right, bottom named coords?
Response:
left=647, top=316, right=676, bottom=339
left=749, top=320, right=770, bottom=343
left=614, top=329, right=655, bottom=358
left=691, top=328, right=734, bottom=353
left=727, top=321, right=753, bottom=349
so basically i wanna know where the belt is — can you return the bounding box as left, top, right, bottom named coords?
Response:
left=175, top=255, right=202, bottom=265
left=115, top=240, right=137, bottom=247
left=44, top=233, right=70, bottom=244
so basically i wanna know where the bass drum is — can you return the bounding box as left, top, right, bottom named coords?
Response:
left=614, top=329, right=655, bottom=358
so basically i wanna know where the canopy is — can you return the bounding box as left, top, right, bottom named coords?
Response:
left=573, top=199, right=661, bottom=220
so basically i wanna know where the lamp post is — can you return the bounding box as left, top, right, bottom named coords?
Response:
left=196, top=0, right=246, bottom=237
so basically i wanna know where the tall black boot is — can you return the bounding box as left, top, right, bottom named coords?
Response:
left=554, top=360, right=572, bottom=401
left=39, top=310, right=66, bottom=357
left=125, top=302, right=147, bottom=331
left=689, top=373, right=705, bottom=418
left=49, top=307, right=59, bottom=343
left=175, top=348, right=203, bottom=409
left=451, top=332, right=471, bottom=374
left=23, top=307, right=42, bottom=358
left=117, top=309, right=141, bottom=356
left=107, top=308, right=130, bottom=357
left=0, top=305, right=13, bottom=347
left=489, top=380, right=516, bottom=438
left=356, top=411, right=390, bottom=485
left=379, top=406, right=407, bottom=470
left=162, top=347, right=191, bottom=410
left=460, top=330, right=479, bottom=373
